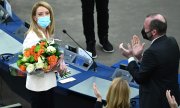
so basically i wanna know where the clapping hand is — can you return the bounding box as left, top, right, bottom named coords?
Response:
left=119, top=42, right=133, bottom=58
left=93, top=83, right=102, bottom=102
left=131, top=35, right=145, bottom=61
left=119, top=35, right=145, bottom=60
left=166, top=90, right=178, bottom=108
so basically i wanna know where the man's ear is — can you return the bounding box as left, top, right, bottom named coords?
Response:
left=152, top=29, right=157, bottom=36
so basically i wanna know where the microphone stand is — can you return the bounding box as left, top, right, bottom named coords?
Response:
left=62, top=29, right=97, bottom=72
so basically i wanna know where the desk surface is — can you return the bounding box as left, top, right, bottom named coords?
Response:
left=69, top=76, right=139, bottom=100
left=0, top=29, right=22, bottom=54
left=8, top=54, right=139, bottom=100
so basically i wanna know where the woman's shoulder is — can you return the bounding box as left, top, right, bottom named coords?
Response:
left=23, top=30, right=40, bottom=48
left=26, top=30, right=36, bottom=37
left=24, top=30, right=40, bottom=41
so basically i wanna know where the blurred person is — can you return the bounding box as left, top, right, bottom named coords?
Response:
left=93, top=77, right=130, bottom=108
left=81, top=0, right=114, bottom=58
left=119, top=13, right=180, bottom=108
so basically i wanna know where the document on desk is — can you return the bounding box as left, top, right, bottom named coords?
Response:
left=56, top=66, right=79, bottom=83
left=59, top=77, right=76, bottom=84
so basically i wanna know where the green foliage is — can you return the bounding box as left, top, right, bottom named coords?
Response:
left=17, top=60, right=23, bottom=67
left=34, top=44, right=40, bottom=53
left=29, top=56, right=35, bottom=63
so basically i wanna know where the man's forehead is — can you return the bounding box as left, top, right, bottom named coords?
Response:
left=144, top=17, right=151, bottom=27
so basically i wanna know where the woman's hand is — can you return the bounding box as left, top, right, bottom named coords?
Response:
left=93, top=83, right=102, bottom=102
left=58, top=54, right=68, bottom=77
left=166, top=90, right=178, bottom=108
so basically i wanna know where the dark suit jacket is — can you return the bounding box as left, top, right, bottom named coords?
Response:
left=128, top=35, right=180, bottom=108
left=94, top=101, right=102, bottom=108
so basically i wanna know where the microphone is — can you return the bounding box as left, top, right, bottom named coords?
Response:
left=62, top=29, right=97, bottom=72
left=0, top=5, right=13, bottom=25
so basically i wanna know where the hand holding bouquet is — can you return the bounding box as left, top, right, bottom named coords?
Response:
left=57, top=54, right=71, bottom=78
left=16, top=39, right=70, bottom=77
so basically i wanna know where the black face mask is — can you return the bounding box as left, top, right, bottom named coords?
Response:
left=141, top=28, right=152, bottom=41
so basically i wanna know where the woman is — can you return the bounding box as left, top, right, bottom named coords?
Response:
left=23, top=1, right=66, bottom=108
left=93, top=77, right=130, bottom=108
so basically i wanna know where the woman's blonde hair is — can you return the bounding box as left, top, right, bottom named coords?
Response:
left=27, top=1, right=55, bottom=38
left=106, top=77, right=130, bottom=108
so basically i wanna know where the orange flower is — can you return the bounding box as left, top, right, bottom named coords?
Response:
left=47, top=55, right=58, bottom=66
left=24, top=50, right=31, bottom=57
left=40, top=41, right=46, bottom=47
left=38, top=48, right=45, bottom=56
left=19, top=65, right=26, bottom=72
left=33, top=53, right=39, bottom=62
left=30, top=45, right=36, bottom=55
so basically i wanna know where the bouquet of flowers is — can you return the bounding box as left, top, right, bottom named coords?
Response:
left=16, top=39, right=70, bottom=77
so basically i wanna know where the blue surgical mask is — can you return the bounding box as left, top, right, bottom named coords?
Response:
left=37, top=16, right=51, bottom=29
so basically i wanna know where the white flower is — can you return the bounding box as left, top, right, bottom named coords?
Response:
left=35, top=62, right=44, bottom=69
left=48, top=38, right=55, bottom=44
left=38, top=56, right=45, bottom=63
left=47, top=46, right=56, bottom=54
left=21, top=56, right=28, bottom=62
left=26, top=64, right=35, bottom=73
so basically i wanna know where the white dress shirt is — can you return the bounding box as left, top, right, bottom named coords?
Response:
left=23, top=31, right=57, bottom=92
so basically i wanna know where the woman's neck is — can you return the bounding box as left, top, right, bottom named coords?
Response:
left=39, top=27, right=49, bottom=39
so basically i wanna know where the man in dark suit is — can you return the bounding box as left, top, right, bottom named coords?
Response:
left=119, top=13, right=180, bottom=108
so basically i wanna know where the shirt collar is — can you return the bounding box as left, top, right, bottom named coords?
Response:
left=151, top=34, right=165, bottom=44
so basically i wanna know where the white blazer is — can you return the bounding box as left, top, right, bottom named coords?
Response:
left=23, top=30, right=57, bottom=92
